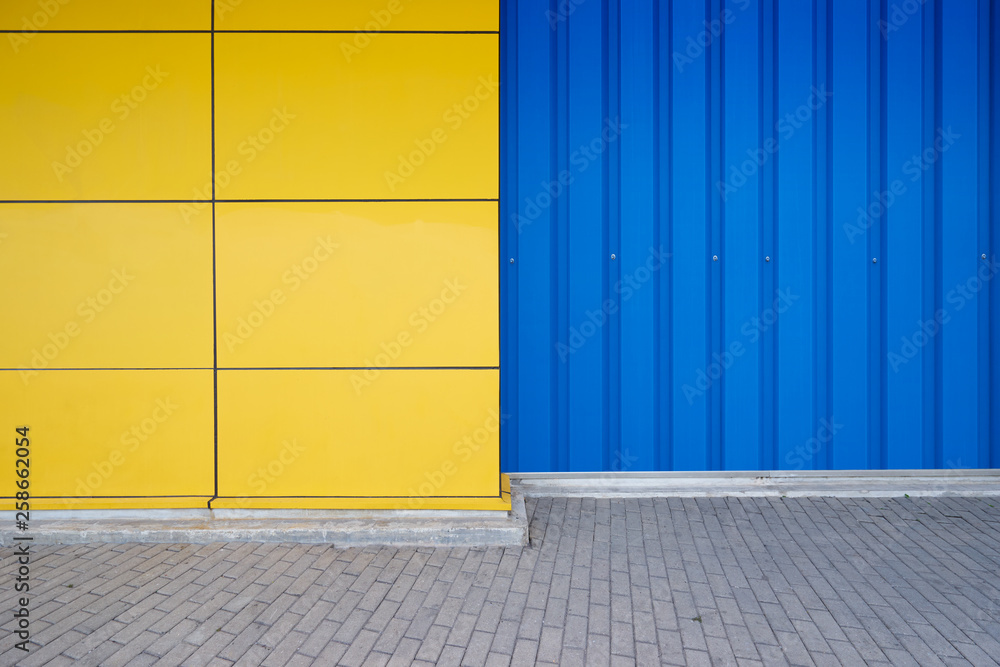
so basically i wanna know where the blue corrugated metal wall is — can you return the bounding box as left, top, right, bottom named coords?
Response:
left=499, top=0, right=1000, bottom=472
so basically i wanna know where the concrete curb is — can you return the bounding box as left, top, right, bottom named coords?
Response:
left=6, top=470, right=995, bottom=546
left=509, top=469, right=1000, bottom=498
left=0, top=489, right=529, bottom=548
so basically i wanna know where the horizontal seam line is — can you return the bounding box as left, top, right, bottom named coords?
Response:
left=217, top=367, right=500, bottom=370
left=218, top=30, right=500, bottom=34
left=212, top=495, right=506, bottom=499
left=3, top=495, right=211, bottom=499
left=0, top=199, right=500, bottom=204
left=2, top=368, right=210, bottom=371
left=5, top=495, right=505, bottom=500
left=1, top=367, right=500, bottom=371
left=0, top=30, right=499, bottom=34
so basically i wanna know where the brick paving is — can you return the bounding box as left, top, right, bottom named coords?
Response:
left=1, top=496, right=1000, bottom=666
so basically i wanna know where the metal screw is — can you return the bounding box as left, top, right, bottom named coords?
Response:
left=983, top=254, right=988, bottom=260
left=611, top=254, right=616, bottom=260
left=872, top=258, right=878, bottom=264
left=713, top=255, right=719, bottom=262
left=765, top=256, right=770, bottom=263
left=509, top=258, right=514, bottom=264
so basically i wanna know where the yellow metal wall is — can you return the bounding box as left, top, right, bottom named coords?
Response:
left=0, top=1, right=504, bottom=511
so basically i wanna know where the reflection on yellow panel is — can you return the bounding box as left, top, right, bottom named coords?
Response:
left=0, top=370, right=214, bottom=510
left=216, top=202, right=498, bottom=368
left=0, top=204, right=213, bottom=370
left=215, top=0, right=498, bottom=31
left=215, top=33, right=498, bottom=200
left=0, top=0, right=208, bottom=31
left=217, top=370, right=501, bottom=504
left=0, top=34, right=211, bottom=200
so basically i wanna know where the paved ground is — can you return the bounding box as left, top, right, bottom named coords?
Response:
left=2, top=496, right=1000, bottom=666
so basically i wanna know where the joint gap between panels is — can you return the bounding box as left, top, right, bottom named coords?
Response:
left=214, top=30, right=500, bottom=35
left=0, top=30, right=499, bottom=34
left=214, top=367, right=501, bottom=371
left=209, top=495, right=505, bottom=499
left=0, top=199, right=501, bottom=204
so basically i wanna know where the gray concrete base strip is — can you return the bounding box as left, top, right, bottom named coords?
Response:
left=509, top=469, right=1000, bottom=498
left=0, top=489, right=529, bottom=547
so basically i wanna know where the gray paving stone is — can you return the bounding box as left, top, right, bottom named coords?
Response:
left=435, top=644, right=465, bottom=667
left=216, top=622, right=266, bottom=663
left=2, top=497, right=999, bottom=667
left=586, top=633, right=612, bottom=666
left=412, top=623, right=449, bottom=662
left=489, top=619, right=519, bottom=655
left=385, top=636, right=421, bottom=666
left=310, top=639, right=347, bottom=665
left=297, top=618, right=338, bottom=658
left=511, top=639, right=538, bottom=665
left=100, top=630, right=161, bottom=667
left=339, top=629, right=380, bottom=667
left=483, top=651, right=511, bottom=667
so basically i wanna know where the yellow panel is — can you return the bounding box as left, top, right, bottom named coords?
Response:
left=0, top=0, right=208, bottom=31
left=215, top=0, right=498, bottom=31
left=0, top=370, right=214, bottom=506
left=218, top=370, right=501, bottom=503
left=0, top=34, right=211, bottom=200
left=214, top=33, right=498, bottom=200
left=0, top=204, right=213, bottom=370
left=216, top=202, right=498, bottom=368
